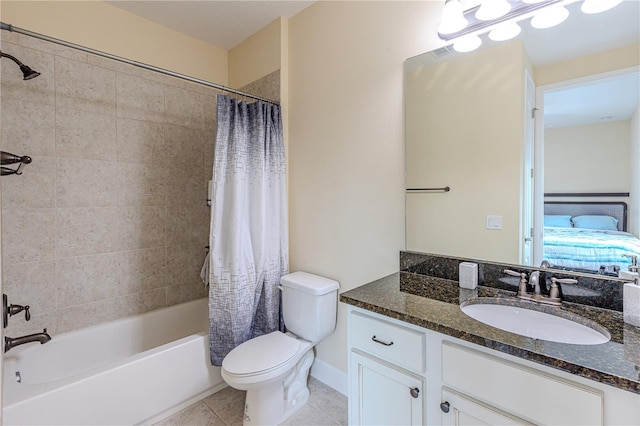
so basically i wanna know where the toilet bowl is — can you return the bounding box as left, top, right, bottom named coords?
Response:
left=222, top=331, right=314, bottom=424
left=220, top=272, right=339, bottom=425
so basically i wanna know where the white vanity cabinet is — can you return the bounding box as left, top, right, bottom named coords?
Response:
left=348, top=309, right=427, bottom=425
left=347, top=306, right=640, bottom=426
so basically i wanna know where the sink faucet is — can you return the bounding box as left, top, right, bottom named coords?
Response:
left=4, top=328, right=51, bottom=353
left=529, top=271, right=542, bottom=295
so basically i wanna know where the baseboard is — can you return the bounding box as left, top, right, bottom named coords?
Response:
left=310, top=358, right=347, bottom=396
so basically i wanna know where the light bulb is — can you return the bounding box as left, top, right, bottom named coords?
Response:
left=438, top=0, right=469, bottom=35
left=453, top=35, right=482, bottom=53
left=531, top=5, right=569, bottom=29
left=489, top=22, right=522, bottom=41
left=581, top=0, right=623, bottom=14
left=476, top=0, right=511, bottom=21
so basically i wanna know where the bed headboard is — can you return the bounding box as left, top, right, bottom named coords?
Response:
left=544, top=201, right=628, bottom=232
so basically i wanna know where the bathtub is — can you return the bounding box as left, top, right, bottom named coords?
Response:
left=3, top=298, right=224, bottom=425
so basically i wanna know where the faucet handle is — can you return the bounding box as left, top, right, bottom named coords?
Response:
left=8, top=303, right=30, bottom=321
left=504, top=269, right=526, bottom=278
left=551, top=277, right=577, bottom=285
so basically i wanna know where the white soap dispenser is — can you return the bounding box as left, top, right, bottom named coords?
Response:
left=619, top=254, right=639, bottom=280
left=624, top=277, right=640, bottom=327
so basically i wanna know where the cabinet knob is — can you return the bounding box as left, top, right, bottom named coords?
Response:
left=410, top=387, right=420, bottom=398
left=440, top=401, right=450, bottom=413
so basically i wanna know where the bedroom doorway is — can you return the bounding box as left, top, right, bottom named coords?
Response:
left=533, top=66, right=640, bottom=272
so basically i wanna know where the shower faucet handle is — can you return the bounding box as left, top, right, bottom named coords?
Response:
left=2, top=294, right=31, bottom=328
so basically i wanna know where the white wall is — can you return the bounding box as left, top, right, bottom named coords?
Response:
left=545, top=121, right=631, bottom=193
left=288, top=1, right=444, bottom=377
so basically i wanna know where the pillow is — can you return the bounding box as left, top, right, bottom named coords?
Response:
left=572, top=215, right=619, bottom=231
left=544, top=215, right=573, bottom=228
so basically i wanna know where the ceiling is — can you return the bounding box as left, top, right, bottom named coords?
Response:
left=106, top=0, right=315, bottom=50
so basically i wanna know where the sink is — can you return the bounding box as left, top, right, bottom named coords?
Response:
left=461, top=300, right=610, bottom=345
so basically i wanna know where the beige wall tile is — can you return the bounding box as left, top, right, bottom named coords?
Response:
left=166, top=243, right=207, bottom=287
left=117, top=162, right=165, bottom=206
left=117, top=73, right=164, bottom=123
left=116, top=248, right=167, bottom=295
left=17, top=34, right=88, bottom=62
left=203, top=94, right=218, bottom=133
left=1, top=31, right=18, bottom=43
left=165, top=124, right=205, bottom=167
left=56, top=158, right=117, bottom=207
left=3, top=260, right=57, bottom=316
left=1, top=98, right=55, bottom=156
left=57, top=298, right=118, bottom=333
left=166, top=205, right=207, bottom=245
left=56, top=207, right=119, bottom=257
left=117, top=118, right=165, bottom=164
left=203, top=130, right=216, bottom=182
left=2, top=208, right=55, bottom=263
left=56, top=107, right=116, bottom=160
left=165, top=164, right=204, bottom=207
left=117, top=205, right=166, bottom=250
left=115, top=288, right=166, bottom=318
left=56, top=253, right=119, bottom=308
left=165, top=85, right=204, bottom=130
left=0, top=42, right=55, bottom=105
left=55, top=56, right=115, bottom=115
left=2, top=156, right=55, bottom=208
left=166, top=282, right=207, bottom=306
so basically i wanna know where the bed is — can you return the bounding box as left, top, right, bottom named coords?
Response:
left=543, top=198, right=640, bottom=273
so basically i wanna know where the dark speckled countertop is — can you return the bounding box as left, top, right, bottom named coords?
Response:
left=340, top=272, right=640, bottom=394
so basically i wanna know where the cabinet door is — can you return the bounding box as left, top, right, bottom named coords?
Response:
left=349, top=351, right=424, bottom=426
left=441, top=388, right=533, bottom=426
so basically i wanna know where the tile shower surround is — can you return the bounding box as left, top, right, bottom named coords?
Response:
left=0, top=32, right=280, bottom=336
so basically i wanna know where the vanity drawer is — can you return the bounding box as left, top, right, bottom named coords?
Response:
left=442, top=341, right=603, bottom=426
left=350, top=310, right=425, bottom=372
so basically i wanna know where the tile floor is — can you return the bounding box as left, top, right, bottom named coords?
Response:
left=153, top=377, right=348, bottom=426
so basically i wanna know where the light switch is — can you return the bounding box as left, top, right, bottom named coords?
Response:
left=486, top=215, right=502, bottom=230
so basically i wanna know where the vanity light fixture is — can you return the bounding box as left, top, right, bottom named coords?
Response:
left=476, top=0, right=512, bottom=21
left=438, top=0, right=468, bottom=35
left=439, top=0, right=623, bottom=53
left=530, top=4, right=570, bottom=29
left=488, top=22, right=522, bottom=41
left=581, top=0, right=623, bottom=14
left=453, top=34, right=483, bottom=52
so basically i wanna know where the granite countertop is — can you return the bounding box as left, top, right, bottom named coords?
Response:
left=340, top=272, right=640, bottom=394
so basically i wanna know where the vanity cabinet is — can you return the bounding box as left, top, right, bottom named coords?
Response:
left=347, top=306, right=639, bottom=426
left=440, top=387, right=532, bottom=426
left=348, top=310, right=427, bottom=425
left=440, top=342, right=603, bottom=426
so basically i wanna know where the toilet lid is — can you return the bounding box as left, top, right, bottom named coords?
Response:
left=222, top=331, right=300, bottom=376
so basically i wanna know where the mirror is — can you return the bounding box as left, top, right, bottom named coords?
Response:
left=405, top=0, right=640, bottom=277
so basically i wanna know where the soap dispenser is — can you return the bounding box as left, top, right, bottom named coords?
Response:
left=619, top=254, right=639, bottom=280
left=624, top=277, right=640, bottom=327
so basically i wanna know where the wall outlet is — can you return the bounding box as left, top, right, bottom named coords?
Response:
left=486, top=215, right=502, bottom=230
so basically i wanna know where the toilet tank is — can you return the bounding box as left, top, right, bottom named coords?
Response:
left=281, top=272, right=340, bottom=343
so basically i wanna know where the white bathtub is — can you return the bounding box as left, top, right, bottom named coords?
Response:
left=3, top=298, right=224, bottom=425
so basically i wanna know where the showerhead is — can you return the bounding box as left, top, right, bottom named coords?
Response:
left=19, top=64, right=40, bottom=80
left=0, top=50, right=40, bottom=80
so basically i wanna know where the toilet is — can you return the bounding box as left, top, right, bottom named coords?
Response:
left=221, top=271, right=339, bottom=425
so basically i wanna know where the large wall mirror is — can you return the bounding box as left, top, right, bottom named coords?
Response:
left=405, top=0, right=640, bottom=277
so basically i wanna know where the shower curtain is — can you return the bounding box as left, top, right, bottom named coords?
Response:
left=208, top=95, right=288, bottom=366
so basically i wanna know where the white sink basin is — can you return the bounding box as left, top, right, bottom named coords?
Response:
left=461, top=302, right=610, bottom=345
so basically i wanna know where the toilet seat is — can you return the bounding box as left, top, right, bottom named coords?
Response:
left=222, top=331, right=300, bottom=378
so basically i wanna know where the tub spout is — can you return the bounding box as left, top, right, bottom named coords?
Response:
left=4, top=328, right=51, bottom=353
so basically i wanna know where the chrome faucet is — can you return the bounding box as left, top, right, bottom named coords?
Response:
left=529, top=271, right=542, bottom=295
left=4, top=328, right=51, bottom=353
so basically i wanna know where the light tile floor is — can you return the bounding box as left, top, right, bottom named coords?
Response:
left=154, top=377, right=347, bottom=426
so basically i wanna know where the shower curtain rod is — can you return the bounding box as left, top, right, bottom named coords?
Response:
left=0, top=22, right=280, bottom=105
